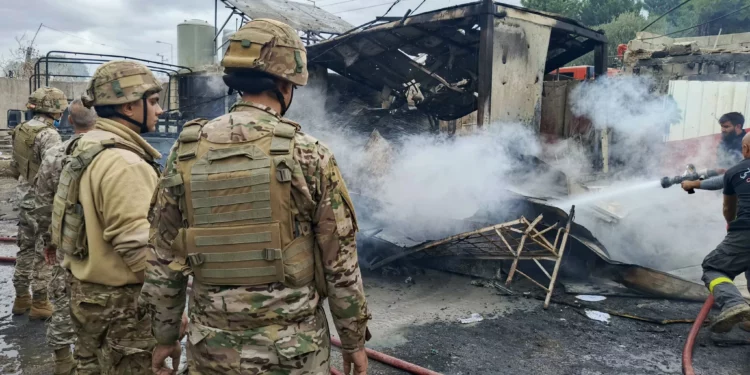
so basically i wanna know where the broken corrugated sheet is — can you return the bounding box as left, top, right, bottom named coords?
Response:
left=358, top=190, right=708, bottom=302
left=223, top=0, right=353, bottom=34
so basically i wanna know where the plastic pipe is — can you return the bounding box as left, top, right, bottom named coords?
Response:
left=682, top=295, right=714, bottom=375
left=330, top=337, right=442, bottom=375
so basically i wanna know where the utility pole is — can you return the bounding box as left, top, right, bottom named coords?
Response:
left=26, top=23, right=43, bottom=64
left=156, top=41, right=173, bottom=64
left=156, top=53, right=166, bottom=64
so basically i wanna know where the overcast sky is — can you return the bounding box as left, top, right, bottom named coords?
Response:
left=0, top=0, right=521, bottom=73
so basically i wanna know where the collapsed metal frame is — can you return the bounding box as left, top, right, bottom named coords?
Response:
left=308, top=0, right=608, bottom=123
left=214, top=0, right=343, bottom=46
left=371, top=207, right=575, bottom=309
left=32, top=51, right=193, bottom=112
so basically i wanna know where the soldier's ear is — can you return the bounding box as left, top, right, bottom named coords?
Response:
left=119, top=101, right=136, bottom=117
left=277, top=80, right=294, bottom=97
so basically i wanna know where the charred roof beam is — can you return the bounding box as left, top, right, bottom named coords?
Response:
left=361, top=36, right=465, bottom=94
left=544, top=39, right=600, bottom=73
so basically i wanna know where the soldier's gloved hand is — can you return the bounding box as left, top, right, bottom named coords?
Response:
left=343, top=349, right=368, bottom=375
left=44, top=245, right=57, bottom=266
left=152, top=341, right=181, bottom=375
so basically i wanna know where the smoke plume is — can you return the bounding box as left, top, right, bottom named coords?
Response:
left=288, top=74, right=723, bottom=280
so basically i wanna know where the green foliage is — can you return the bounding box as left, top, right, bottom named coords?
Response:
left=519, top=0, right=581, bottom=19
left=642, top=0, right=750, bottom=36
left=579, top=0, right=643, bottom=26
left=520, top=0, right=642, bottom=26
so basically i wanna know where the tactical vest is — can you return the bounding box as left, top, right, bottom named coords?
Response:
left=165, top=118, right=316, bottom=287
left=51, top=136, right=161, bottom=259
left=12, top=119, right=54, bottom=180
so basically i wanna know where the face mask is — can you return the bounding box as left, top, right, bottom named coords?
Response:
left=53, top=119, right=60, bottom=128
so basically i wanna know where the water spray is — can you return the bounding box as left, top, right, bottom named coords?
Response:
left=660, top=164, right=720, bottom=194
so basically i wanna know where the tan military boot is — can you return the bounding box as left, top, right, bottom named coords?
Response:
left=12, top=294, right=31, bottom=315
left=53, top=347, right=76, bottom=375
left=711, top=304, right=750, bottom=333
left=29, top=299, right=53, bottom=320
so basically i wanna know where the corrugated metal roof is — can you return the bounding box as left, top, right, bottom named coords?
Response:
left=224, top=0, right=353, bottom=34
left=667, top=80, right=750, bottom=141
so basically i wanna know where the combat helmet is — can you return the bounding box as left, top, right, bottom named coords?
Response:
left=27, top=87, right=68, bottom=114
left=222, top=19, right=308, bottom=87
left=82, top=60, right=162, bottom=133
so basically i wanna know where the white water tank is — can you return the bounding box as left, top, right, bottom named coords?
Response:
left=220, top=29, right=235, bottom=60
left=178, top=19, right=215, bottom=68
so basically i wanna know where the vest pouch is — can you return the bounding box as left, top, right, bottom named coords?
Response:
left=185, top=222, right=285, bottom=286
left=282, top=233, right=315, bottom=288
left=58, top=203, right=88, bottom=259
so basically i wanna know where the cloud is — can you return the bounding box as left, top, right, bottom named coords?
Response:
left=1, top=0, right=521, bottom=72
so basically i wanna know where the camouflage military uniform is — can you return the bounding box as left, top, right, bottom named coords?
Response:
left=50, top=61, right=164, bottom=375
left=32, top=140, right=76, bottom=350
left=141, top=101, right=371, bottom=374
left=12, top=114, right=60, bottom=300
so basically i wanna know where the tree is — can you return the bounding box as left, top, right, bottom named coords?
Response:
left=641, top=0, right=750, bottom=36
left=567, top=12, right=651, bottom=67
left=0, top=33, right=39, bottom=79
left=643, top=0, right=682, bottom=15
left=683, top=0, right=750, bottom=36
left=519, top=0, right=580, bottom=19
left=579, top=0, right=643, bottom=26
left=520, top=0, right=643, bottom=27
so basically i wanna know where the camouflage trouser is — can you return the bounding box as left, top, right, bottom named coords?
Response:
left=69, top=277, right=156, bottom=375
left=13, top=196, right=52, bottom=298
left=47, top=265, right=75, bottom=349
left=186, top=308, right=331, bottom=375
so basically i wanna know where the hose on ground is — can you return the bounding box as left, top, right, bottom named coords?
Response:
left=682, top=295, right=714, bottom=375
left=331, top=336, right=442, bottom=375
left=0, top=256, right=15, bottom=263
left=0, top=237, right=16, bottom=243
left=331, top=368, right=343, bottom=375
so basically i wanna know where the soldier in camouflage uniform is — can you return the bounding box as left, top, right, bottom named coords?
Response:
left=50, top=61, right=163, bottom=375
left=142, top=19, right=371, bottom=375
left=10, top=87, right=67, bottom=318
left=34, top=99, right=97, bottom=375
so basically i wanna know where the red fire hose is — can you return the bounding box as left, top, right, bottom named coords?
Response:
left=330, top=368, right=343, bottom=375
left=682, top=295, right=714, bottom=375
left=0, top=237, right=16, bottom=243
left=330, top=336, right=442, bottom=375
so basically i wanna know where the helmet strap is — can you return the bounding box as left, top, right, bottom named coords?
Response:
left=274, top=88, right=294, bottom=117
left=110, top=98, right=150, bottom=133
left=274, top=89, right=288, bottom=117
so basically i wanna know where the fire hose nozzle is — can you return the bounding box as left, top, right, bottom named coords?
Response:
left=660, top=176, right=673, bottom=189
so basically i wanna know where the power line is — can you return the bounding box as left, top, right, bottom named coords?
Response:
left=413, top=0, right=429, bottom=14
left=332, top=1, right=396, bottom=14
left=640, top=0, right=694, bottom=32
left=40, top=24, right=157, bottom=57
left=381, top=0, right=401, bottom=17
left=643, top=3, right=750, bottom=40
left=317, top=0, right=358, bottom=6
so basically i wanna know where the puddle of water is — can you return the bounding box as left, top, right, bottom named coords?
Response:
left=0, top=334, right=21, bottom=374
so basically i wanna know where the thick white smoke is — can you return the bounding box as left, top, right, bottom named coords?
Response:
left=288, top=74, right=725, bottom=279
left=287, top=76, right=588, bottom=239
left=565, top=76, right=725, bottom=275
